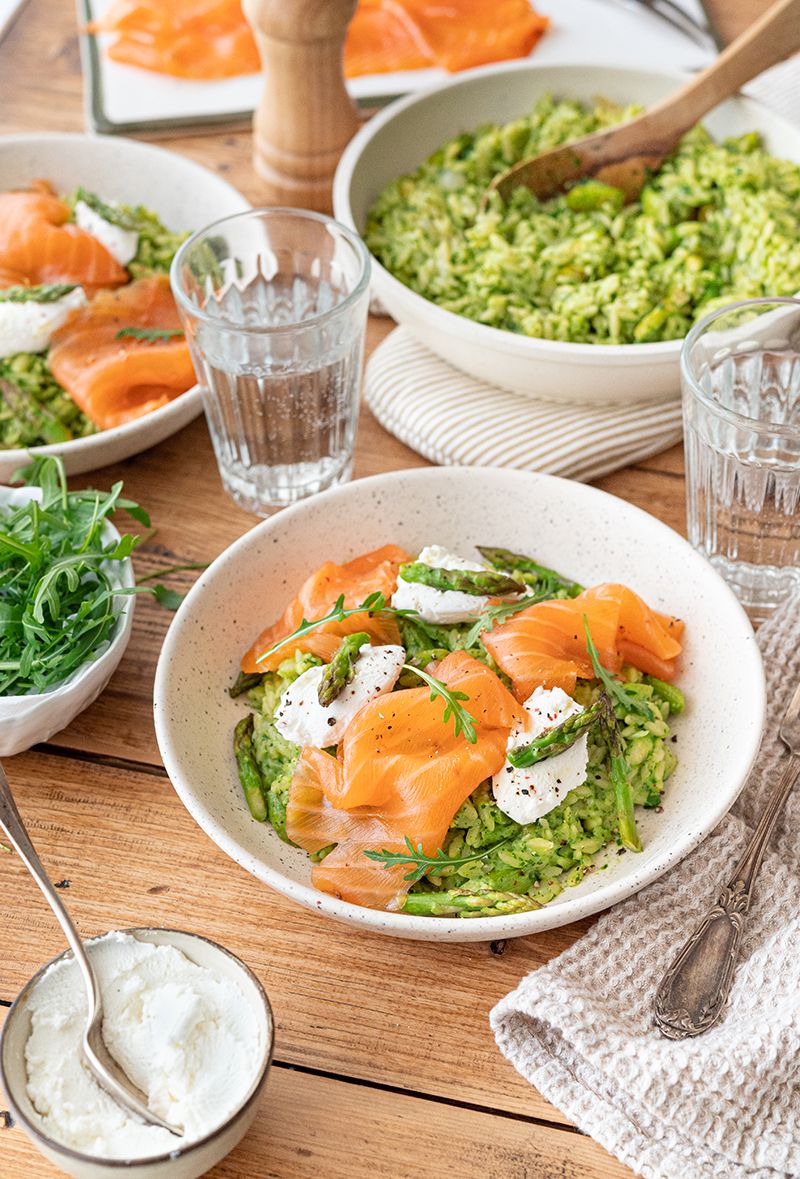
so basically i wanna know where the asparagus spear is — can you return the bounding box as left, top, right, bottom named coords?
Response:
left=233, top=715, right=268, bottom=822
left=508, top=697, right=604, bottom=767
left=0, top=378, right=72, bottom=447
left=399, top=561, right=522, bottom=597
left=599, top=698, right=642, bottom=853
left=476, top=546, right=583, bottom=597
left=401, top=886, right=541, bottom=917
left=229, top=670, right=264, bottom=698
left=317, top=631, right=370, bottom=706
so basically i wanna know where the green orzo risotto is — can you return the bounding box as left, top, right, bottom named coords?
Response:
left=364, top=94, right=800, bottom=345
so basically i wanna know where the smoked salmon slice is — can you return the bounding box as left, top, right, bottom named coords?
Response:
left=0, top=184, right=129, bottom=294
left=483, top=583, right=683, bottom=701
left=285, top=650, right=522, bottom=910
left=344, top=0, right=549, bottom=78
left=580, top=584, right=683, bottom=681
left=90, top=0, right=261, bottom=80
left=46, top=274, right=196, bottom=431
left=242, top=544, right=410, bottom=674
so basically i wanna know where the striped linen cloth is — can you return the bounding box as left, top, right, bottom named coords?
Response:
left=363, top=326, right=683, bottom=483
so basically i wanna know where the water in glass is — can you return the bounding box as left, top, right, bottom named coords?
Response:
left=684, top=340, right=800, bottom=625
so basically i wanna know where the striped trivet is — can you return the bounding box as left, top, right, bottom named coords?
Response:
left=363, top=326, right=684, bottom=483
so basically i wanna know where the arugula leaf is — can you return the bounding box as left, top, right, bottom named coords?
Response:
left=0, top=457, right=146, bottom=696
left=150, top=585, right=186, bottom=610
left=363, top=833, right=517, bottom=882
left=255, top=592, right=389, bottom=663
left=463, top=594, right=541, bottom=647
left=115, top=327, right=184, bottom=343
left=401, top=662, right=477, bottom=743
left=582, top=616, right=655, bottom=721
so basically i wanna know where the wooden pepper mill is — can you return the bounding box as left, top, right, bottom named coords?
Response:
left=242, top=0, right=361, bottom=213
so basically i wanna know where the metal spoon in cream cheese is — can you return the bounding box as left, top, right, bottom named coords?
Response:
left=0, top=760, right=183, bottom=1136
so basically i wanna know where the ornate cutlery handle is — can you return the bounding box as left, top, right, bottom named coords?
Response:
left=654, top=752, right=800, bottom=1038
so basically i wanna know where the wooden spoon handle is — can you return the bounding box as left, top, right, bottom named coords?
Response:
left=613, top=0, right=800, bottom=157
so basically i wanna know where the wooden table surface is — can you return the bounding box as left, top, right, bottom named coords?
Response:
left=0, top=2, right=770, bottom=1177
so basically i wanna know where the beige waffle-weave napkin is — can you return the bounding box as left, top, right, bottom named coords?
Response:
left=363, top=327, right=683, bottom=482
left=490, top=591, right=800, bottom=1179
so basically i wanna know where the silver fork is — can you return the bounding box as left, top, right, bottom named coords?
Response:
left=0, top=761, right=183, bottom=1135
left=653, top=679, right=800, bottom=1038
left=599, top=0, right=719, bottom=50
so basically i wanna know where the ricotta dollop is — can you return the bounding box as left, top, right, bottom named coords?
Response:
left=274, top=642, right=406, bottom=747
left=492, top=686, right=590, bottom=824
left=0, top=286, right=87, bottom=359
left=74, top=200, right=139, bottom=266
left=24, top=931, right=262, bottom=1159
left=391, top=544, right=491, bottom=625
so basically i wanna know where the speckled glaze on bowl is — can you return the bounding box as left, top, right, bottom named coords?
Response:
left=0, top=927, right=274, bottom=1179
left=154, top=467, right=766, bottom=942
left=0, top=133, right=251, bottom=482
left=332, top=60, right=800, bottom=406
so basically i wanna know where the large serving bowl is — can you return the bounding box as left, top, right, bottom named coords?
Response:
left=333, top=61, right=800, bottom=406
left=154, top=467, right=765, bottom=943
left=0, top=133, right=251, bottom=482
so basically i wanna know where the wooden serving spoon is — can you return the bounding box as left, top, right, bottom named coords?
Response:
left=483, top=0, right=800, bottom=209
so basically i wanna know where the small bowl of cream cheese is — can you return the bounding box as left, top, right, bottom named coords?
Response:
left=0, top=927, right=274, bottom=1179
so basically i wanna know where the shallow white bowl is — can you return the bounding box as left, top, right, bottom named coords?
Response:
left=153, top=466, right=766, bottom=942
left=333, top=60, right=800, bottom=406
left=0, top=927, right=274, bottom=1179
left=0, top=516, right=134, bottom=757
left=0, top=133, right=251, bottom=483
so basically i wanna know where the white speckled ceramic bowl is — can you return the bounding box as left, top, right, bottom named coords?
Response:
left=332, top=60, right=800, bottom=406
left=0, top=508, right=134, bottom=757
left=0, top=927, right=274, bottom=1179
left=0, top=133, right=251, bottom=482
left=153, top=467, right=766, bottom=942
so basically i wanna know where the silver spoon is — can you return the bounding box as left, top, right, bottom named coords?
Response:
left=653, top=677, right=800, bottom=1038
left=0, top=760, right=183, bottom=1136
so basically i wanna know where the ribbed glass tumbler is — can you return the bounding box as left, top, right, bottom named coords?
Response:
left=681, top=297, right=800, bottom=625
left=171, top=208, right=371, bottom=515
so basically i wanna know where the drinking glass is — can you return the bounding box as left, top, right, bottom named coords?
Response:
left=681, top=297, right=800, bottom=625
left=170, top=208, right=371, bottom=515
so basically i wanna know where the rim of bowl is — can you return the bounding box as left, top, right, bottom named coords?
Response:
left=170, top=207, right=372, bottom=334
left=333, top=59, right=799, bottom=361
left=681, top=296, right=800, bottom=435
left=0, top=387, right=204, bottom=473
left=154, top=465, right=766, bottom=940
left=0, top=926, right=275, bottom=1167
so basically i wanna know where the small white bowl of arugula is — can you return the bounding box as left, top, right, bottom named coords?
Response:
left=0, top=456, right=143, bottom=756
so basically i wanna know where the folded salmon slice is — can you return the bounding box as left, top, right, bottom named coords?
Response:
left=242, top=544, right=410, bottom=674
left=0, top=183, right=129, bottom=294
left=344, top=0, right=549, bottom=77
left=482, top=583, right=683, bottom=700
left=47, top=275, right=196, bottom=430
left=91, top=0, right=261, bottom=79
left=286, top=650, right=522, bottom=910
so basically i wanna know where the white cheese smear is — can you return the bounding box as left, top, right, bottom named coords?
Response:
left=391, top=544, right=491, bottom=624
left=0, top=286, right=87, bottom=359
left=274, top=642, right=405, bottom=747
left=493, top=686, right=590, bottom=824
left=74, top=199, right=139, bottom=266
left=24, top=931, right=262, bottom=1159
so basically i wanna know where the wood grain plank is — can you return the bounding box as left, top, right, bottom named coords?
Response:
left=0, top=752, right=597, bottom=1124
left=0, top=1063, right=635, bottom=1179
